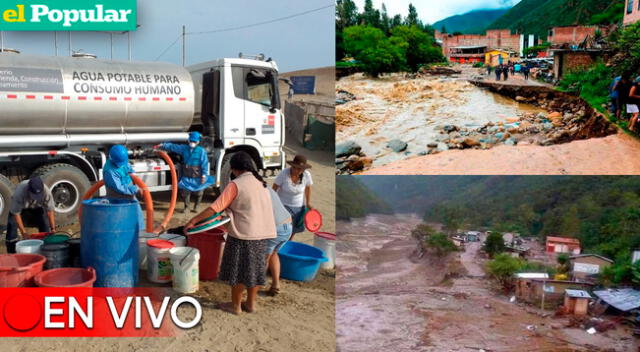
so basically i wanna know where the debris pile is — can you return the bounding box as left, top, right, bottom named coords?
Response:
left=335, top=141, right=372, bottom=174
left=419, top=66, right=462, bottom=76
left=336, top=89, right=357, bottom=105
left=433, top=108, right=617, bottom=151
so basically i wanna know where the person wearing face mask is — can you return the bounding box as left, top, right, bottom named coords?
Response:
left=155, top=132, right=215, bottom=213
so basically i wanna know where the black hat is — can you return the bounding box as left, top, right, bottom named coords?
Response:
left=28, top=177, right=45, bottom=202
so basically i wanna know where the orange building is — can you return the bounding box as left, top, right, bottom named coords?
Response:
left=546, top=236, right=581, bottom=254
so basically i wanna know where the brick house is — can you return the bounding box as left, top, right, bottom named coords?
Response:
left=435, top=29, right=528, bottom=63
left=625, top=0, right=640, bottom=25
left=545, top=236, right=581, bottom=254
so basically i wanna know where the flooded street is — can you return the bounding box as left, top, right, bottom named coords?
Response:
left=336, top=72, right=545, bottom=167
left=337, top=214, right=638, bottom=352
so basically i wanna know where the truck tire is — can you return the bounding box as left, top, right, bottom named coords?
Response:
left=0, top=174, right=15, bottom=231
left=219, top=152, right=257, bottom=191
left=32, top=164, right=91, bottom=227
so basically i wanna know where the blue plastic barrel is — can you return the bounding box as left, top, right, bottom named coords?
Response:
left=81, top=198, right=139, bottom=287
left=278, top=241, right=328, bottom=282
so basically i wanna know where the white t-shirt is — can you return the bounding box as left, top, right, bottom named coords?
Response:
left=274, top=168, right=313, bottom=207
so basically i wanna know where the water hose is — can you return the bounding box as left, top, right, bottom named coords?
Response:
left=79, top=175, right=154, bottom=233
left=156, top=150, right=178, bottom=233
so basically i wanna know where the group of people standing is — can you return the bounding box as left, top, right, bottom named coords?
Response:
left=610, top=74, right=640, bottom=131
left=4, top=131, right=315, bottom=317
left=488, top=62, right=531, bottom=81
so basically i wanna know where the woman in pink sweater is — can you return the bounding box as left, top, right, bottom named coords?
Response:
left=184, top=152, right=276, bottom=315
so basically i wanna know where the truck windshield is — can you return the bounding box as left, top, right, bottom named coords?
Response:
left=232, top=66, right=281, bottom=109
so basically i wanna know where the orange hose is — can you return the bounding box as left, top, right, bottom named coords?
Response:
left=79, top=177, right=154, bottom=233
left=156, top=150, right=178, bottom=232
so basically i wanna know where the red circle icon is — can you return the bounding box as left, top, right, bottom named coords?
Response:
left=3, top=294, right=42, bottom=332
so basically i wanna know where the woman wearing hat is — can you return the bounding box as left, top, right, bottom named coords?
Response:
left=273, top=154, right=313, bottom=239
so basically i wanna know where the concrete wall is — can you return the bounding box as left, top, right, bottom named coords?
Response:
left=554, top=51, right=598, bottom=78
left=625, top=0, right=640, bottom=25
left=570, top=256, right=612, bottom=280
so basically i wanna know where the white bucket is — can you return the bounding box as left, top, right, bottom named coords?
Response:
left=313, top=233, right=336, bottom=270
left=159, top=233, right=187, bottom=247
left=169, top=247, right=200, bottom=294
left=16, top=239, right=44, bottom=254
left=138, top=233, right=157, bottom=269
left=147, top=240, right=174, bottom=283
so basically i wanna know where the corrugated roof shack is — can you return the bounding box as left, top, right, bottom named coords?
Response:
left=569, top=254, right=613, bottom=282
left=563, top=289, right=592, bottom=317
left=516, top=274, right=593, bottom=308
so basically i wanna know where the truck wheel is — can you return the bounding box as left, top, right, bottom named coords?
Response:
left=33, top=164, right=91, bottom=227
left=219, top=152, right=257, bottom=190
left=0, top=174, right=15, bottom=231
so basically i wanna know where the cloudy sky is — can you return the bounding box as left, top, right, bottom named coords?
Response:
left=353, top=0, right=521, bottom=24
left=0, top=0, right=335, bottom=72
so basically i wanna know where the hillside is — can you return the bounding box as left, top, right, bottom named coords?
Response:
left=336, top=176, right=392, bottom=220
left=432, top=9, right=509, bottom=34
left=487, top=0, right=625, bottom=38
left=355, top=175, right=640, bottom=263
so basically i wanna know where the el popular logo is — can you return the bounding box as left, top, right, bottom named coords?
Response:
left=0, top=0, right=137, bottom=31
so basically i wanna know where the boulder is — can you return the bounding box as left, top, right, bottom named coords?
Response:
left=462, top=138, right=481, bottom=148
left=443, top=125, right=458, bottom=133
left=387, top=139, right=408, bottom=153
left=336, top=141, right=362, bottom=158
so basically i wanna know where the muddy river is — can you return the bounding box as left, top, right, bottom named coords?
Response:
left=336, top=74, right=546, bottom=167
left=337, top=214, right=638, bottom=352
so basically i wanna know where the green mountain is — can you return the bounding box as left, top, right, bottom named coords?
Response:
left=432, top=9, right=509, bottom=34
left=357, top=175, right=640, bottom=263
left=336, top=176, right=392, bottom=220
left=488, top=0, right=625, bottom=38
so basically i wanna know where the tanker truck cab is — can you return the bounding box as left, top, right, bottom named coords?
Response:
left=188, top=56, right=285, bottom=188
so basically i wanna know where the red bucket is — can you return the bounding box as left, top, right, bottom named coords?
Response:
left=30, top=232, right=52, bottom=240
left=187, top=227, right=226, bottom=281
left=0, top=254, right=46, bottom=287
left=35, top=267, right=96, bottom=288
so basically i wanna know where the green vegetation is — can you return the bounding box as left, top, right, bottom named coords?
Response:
left=336, top=176, right=392, bottom=220
left=522, top=42, right=550, bottom=57
left=488, top=0, right=624, bottom=38
left=486, top=254, right=556, bottom=289
left=483, top=232, right=506, bottom=258
left=411, top=224, right=457, bottom=257
left=336, top=0, right=443, bottom=76
left=557, top=61, right=613, bottom=113
left=432, top=9, right=509, bottom=35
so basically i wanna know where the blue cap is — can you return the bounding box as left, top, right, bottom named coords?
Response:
left=189, top=131, right=201, bottom=142
left=28, top=176, right=45, bottom=202
left=109, top=145, right=129, bottom=167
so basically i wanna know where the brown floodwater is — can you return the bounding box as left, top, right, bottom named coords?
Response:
left=336, top=75, right=545, bottom=167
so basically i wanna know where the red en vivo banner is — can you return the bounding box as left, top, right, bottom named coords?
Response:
left=0, top=287, right=202, bottom=337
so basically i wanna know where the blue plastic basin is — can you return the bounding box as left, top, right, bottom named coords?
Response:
left=278, top=241, right=328, bottom=282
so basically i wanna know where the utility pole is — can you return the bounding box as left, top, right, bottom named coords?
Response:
left=68, top=31, right=72, bottom=56
left=1, top=31, right=4, bottom=53
left=110, top=33, right=114, bottom=59
left=540, top=280, right=546, bottom=311
left=128, top=31, right=131, bottom=61
left=54, top=32, right=58, bottom=56
left=182, top=25, right=186, bottom=67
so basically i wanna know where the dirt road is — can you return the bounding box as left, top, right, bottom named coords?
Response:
left=337, top=215, right=638, bottom=352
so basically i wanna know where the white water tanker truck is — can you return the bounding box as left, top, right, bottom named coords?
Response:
left=0, top=52, right=285, bottom=228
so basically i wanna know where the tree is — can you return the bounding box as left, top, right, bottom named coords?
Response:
left=336, top=0, right=358, bottom=30
left=439, top=205, right=464, bottom=235
left=440, top=25, right=447, bottom=34
left=390, top=25, right=443, bottom=71
left=380, top=3, right=391, bottom=35
left=360, top=0, right=380, bottom=27
left=425, top=233, right=458, bottom=257
left=342, top=25, right=407, bottom=77
left=483, top=232, right=506, bottom=258
left=556, top=253, right=570, bottom=274
left=391, top=14, right=403, bottom=28
left=405, top=3, right=420, bottom=27
left=411, top=223, right=436, bottom=242
left=486, top=253, right=523, bottom=289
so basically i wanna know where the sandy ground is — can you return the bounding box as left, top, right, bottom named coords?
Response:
left=363, top=132, right=640, bottom=175
left=2, top=131, right=336, bottom=352
left=337, top=214, right=638, bottom=352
